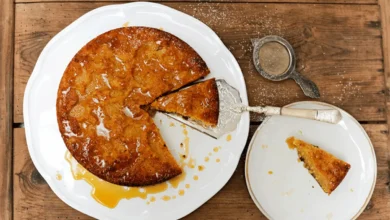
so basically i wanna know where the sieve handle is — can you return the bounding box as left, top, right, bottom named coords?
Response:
left=291, top=71, right=320, bottom=99
left=261, top=106, right=342, bottom=124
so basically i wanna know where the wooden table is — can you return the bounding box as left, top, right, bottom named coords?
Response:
left=1, top=0, right=390, bottom=219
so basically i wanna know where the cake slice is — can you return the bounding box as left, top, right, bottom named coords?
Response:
left=151, top=78, right=219, bottom=127
left=286, top=137, right=351, bottom=195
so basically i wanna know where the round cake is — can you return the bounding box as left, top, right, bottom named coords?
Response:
left=56, top=27, right=209, bottom=186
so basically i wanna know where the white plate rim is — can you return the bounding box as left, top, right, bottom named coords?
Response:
left=23, top=2, right=250, bottom=219
left=244, top=101, right=377, bottom=220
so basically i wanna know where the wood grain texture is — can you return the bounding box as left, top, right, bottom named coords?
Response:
left=357, top=124, right=390, bottom=219
left=14, top=0, right=379, bottom=4
left=378, top=2, right=390, bottom=219
left=379, top=1, right=390, bottom=89
left=13, top=124, right=390, bottom=219
left=14, top=3, right=385, bottom=123
left=0, top=0, right=14, bottom=219
left=13, top=129, right=91, bottom=220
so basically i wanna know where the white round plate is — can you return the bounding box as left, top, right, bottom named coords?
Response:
left=245, top=101, right=376, bottom=220
left=23, top=2, right=249, bottom=219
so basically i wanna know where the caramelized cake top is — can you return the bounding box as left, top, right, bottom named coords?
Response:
left=56, top=27, right=209, bottom=186
left=287, top=137, right=351, bottom=194
left=151, top=78, right=219, bottom=127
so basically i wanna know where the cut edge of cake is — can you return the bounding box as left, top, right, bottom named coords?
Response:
left=150, top=78, right=219, bottom=127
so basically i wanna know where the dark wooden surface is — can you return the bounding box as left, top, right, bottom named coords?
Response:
left=379, top=1, right=390, bottom=219
left=13, top=0, right=380, bottom=4
left=14, top=3, right=385, bottom=123
left=13, top=124, right=390, bottom=219
left=3, top=0, right=390, bottom=219
left=0, top=0, right=14, bottom=219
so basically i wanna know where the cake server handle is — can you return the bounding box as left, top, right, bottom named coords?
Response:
left=240, top=106, right=342, bottom=124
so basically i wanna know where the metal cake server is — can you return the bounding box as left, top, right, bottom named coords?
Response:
left=164, top=79, right=341, bottom=139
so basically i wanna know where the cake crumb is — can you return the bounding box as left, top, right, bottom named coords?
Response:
left=122, top=21, right=130, bottom=27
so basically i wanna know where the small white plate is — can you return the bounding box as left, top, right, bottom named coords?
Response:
left=245, top=101, right=376, bottom=220
left=23, top=2, right=249, bottom=219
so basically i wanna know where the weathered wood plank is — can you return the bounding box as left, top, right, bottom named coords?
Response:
left=379, top=1, right=390, bottom=89
left=14, top=124, right=389, bottom=219
left=378, top=1, right=390, bottom=219
left=14, top=0, right=379, bottom=4
left=14, top=3, right=385, bottom=123
left=359, top=124, right=390, bottom=219
left=14, top=3, right=386, bottom=122
left=0, top=0, right=14, bottom=219
left=13, top=129, right=91, bottom=220
left=380, top=0, right=390, bottom=87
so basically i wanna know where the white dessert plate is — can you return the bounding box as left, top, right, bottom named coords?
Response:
left=245, top=101, right=376, bottom=220
left=23, top=2, right=249, bottom=219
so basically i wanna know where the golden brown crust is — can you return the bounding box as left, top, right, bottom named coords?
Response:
left=56, top=27, right=209, bottom=186
left=286, top=137, right=351, bottom=194
left=150, top=78, right=219, bottom=127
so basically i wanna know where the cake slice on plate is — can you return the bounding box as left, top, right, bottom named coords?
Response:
left=286, top=137, right=351, bottom=195
left=151, top=78, right=219, bottom=127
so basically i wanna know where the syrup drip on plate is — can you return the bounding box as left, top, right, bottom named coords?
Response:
left=169, top=171, right=186, bottom=189
left=65, top=151, right=175, bottom=208
left=179, top=125, right=196, bottom=169
left=161, top=195, right=171, bottom=201
left=63, top=122, right=199, bottom=208
left=226, top=134, right=232, bottom=142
